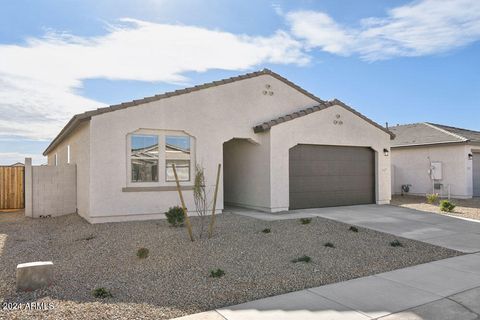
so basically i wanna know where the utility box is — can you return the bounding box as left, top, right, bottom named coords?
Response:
left=431, top=162, right=443, bottom=180
left=16, top=261, right=54, bottom=291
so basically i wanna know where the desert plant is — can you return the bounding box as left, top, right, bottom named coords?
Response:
left=76, top=234, right=95, bottom=241
left=92, top=287, right=113, bottom=298
left=210, top=269, right=225, bottom=278
left=291, top=255, right=312, bottom=263
left=208, top=163, right=222, bottom=239
left=390, top=239, right=403, bottom=247
left=165, top=206, right=185, bottom=227
left=262, top=228, right=271, bottom=234
left=324, top=242, right=335, bottom=248
left=193, top=164, right=209, bottom=238
left=137, top=247, right=149, bottom=259
left=300, top=218, right=312, bottom=225
left=349, top=226, right=358, bottom=232
left=440, top=200, right=456, bottom=212
left=426, top=193, right=439, bottom=204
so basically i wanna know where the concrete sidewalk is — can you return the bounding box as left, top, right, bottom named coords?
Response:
left=175, top=253, right=480, bottom=320
left=230, top=205, right=480, bottom=253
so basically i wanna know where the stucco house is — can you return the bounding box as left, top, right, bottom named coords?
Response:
left=390, top=123, right=480, bottom=199
left=43, top=69, right=393, bottom=223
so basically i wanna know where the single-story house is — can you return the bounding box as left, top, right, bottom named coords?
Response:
left=390, top=123, right=480, bottom=198
left=10, top=162, right=24, bottom=167
left=43, top=69, right=393, bottom=223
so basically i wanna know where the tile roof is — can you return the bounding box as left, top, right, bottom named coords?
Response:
left=44, top=69, right=307, bottom=155
left=253, top=99, right=395, bottom=139
left=390, top=122, right=480, bottom=147
left=43, top=69, right=393, bottom=155
left=428, top=123, right=480, bottom=143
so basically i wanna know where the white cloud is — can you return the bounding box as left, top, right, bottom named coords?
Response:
left=287, top=11, right=354, bottom=55
left=0, top=19, right=308, bottom=140
left=286, top=0, right=480, bottom=61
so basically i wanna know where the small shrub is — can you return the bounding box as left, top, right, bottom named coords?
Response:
left=76, top=234, right=95, bottom=241
left=426, top=193, right=439, bottom=204
left=291, top=255, right=312, bottom=263
left=440, top=200, right=456, bottom=212
left=137, top=247, right=149, bottom=259
left=324, top=242, right=335, bottom=248
left=262, top=228, right=271, bottom=234
left=300, top=218, right=312, bottom=225
left=390, top=239, right=403, bottom=247
left=165, top=206, right=185, bottom=227
left=349, top=226, right=359, bottom=232
left=92, top=287, right=112, bottom=298
left=210, top=269, right=225, bottom=278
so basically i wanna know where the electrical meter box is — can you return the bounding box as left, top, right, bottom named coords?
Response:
left=431, top=162, right=443, bottom=180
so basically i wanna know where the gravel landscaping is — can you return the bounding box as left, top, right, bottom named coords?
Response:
left=392, top=195, right=480, bottom=221
left=0, top=210, right=460, bottom=320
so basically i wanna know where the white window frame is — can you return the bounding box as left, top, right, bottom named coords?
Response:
left=165, top=135, right=192, bottom=182
left=130, top=134, right=160, bottom=183
left=54, top=153, right=58, bottom=166
left=126, top=129, right=195, bottom=187
left=67, top=145, right=71, bottom=164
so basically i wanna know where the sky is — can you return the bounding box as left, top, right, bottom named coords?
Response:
left=0, top=0, right=479, bottom=165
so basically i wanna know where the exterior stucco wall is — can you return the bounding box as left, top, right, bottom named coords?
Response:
left=270, top=104, right=392, bottom=211
left=391, top=144, right=472, bottom=198
left=223, top=135, right=270, bottom=211
left=46, top=122, right=90, bottom=218
left=88, top=74, right=318, bottom=222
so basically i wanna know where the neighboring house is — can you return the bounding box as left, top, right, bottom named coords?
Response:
left=10, top=162, right=24, bottom=167
left=390, top=123, right=480, bottom=198
left=43, top=69, right=393, bottom=223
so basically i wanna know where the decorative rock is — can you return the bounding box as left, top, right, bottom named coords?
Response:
left=16, top=261, right=53, bottom=291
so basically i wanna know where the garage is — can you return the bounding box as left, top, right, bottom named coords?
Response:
left=289, top=144, right=375, bottom=209
left=474, top=152, right=480, bottom=197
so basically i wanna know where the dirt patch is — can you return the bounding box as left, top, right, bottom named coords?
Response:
left=0, top=211, right=460, bottom=319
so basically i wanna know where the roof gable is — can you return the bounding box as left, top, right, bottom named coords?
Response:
left=389, top=122, right=480, bottom=147
left=253, top=99, right=394, bottom=139
left=43, top=69, right=393, bottom=154
left=427, top=123, right=480, bottom=143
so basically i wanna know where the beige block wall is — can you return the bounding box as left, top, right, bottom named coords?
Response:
left=391, top=144, right=472, bottom=198
left=87, top=74, right=318, bottom=221
left=29, top=165, right=76, bottom=217
left=270, top=104, right=392, bottom=211
left=46, top=122, right=90, bottom=218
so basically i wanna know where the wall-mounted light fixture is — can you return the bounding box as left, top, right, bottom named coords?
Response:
left=384, top=148, right=389, bottom=156
left=468, top=153, right=473, bottom=160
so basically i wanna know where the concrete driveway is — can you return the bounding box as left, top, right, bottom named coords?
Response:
left=231, top=204, right=480, bottom=253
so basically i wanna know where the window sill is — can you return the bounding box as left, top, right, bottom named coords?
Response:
left=122, top=186, right=194, bottom=192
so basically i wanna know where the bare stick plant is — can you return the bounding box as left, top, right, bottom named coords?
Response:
left=193, top=164, right=209, bottom=238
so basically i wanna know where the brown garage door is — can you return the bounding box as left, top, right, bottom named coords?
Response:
left=474, top=152, right=480, bottom=197
left=289, top=145, right=375, bottom=209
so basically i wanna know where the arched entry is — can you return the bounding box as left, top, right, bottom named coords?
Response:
left=223, top=137, right=267, bottom=209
